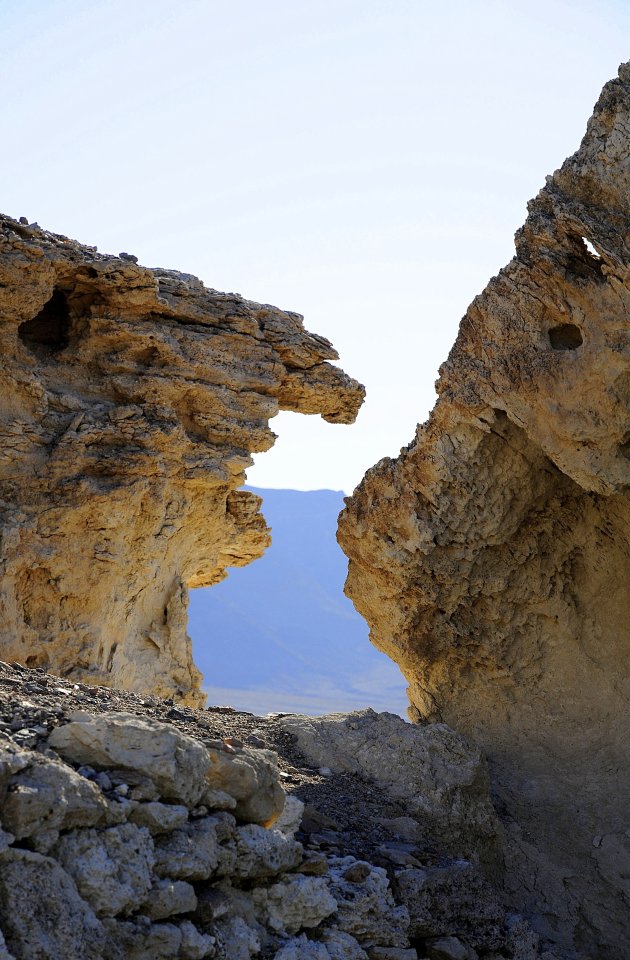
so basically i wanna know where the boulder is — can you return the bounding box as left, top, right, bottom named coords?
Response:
left=324, top=857, right=409, bottom=948
left=140, top=879, right=197, bottom=921
left=48, top=713, right=211, bottom=806
left=253, top=875, right=337, bottom=936
left=280, top=711, right=499, bottom=868
left=232, top=824, right=303, bottom=879
left=338, top=57, right=630, bottom=960
left=153, top=815, right=230, bottom=881
left=53, top=823, right=155, bottom=917
left=0, top=848, right=112, bottom=960
left=0, top=214, right=363, bottom=705
left=0, top=738, right=107, bottom=852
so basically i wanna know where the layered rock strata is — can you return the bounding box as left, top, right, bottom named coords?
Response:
left=0, top=215, right=363, bottom=704
left=0, top=662, right=552, bottom=960
left=338, top=63, right=630, bottom=958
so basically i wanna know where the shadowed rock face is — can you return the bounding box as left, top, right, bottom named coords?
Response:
left=0, top=215, right=364, bottom=705
left=338, top=63, right=630, bottom=958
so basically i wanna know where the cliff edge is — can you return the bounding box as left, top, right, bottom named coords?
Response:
left=338, top=63, right=630, bottom=958
left=0, top=216, right=363, bottom=705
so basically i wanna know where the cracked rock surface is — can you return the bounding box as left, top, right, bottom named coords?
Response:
left=338, top=61, right=630, bottom=958
left=0, top=661, right=553, bottom=960
left=0, top=215, right=364, bottom=705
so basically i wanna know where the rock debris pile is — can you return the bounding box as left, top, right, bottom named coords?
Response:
left=0, top=213, right=363, bottom=706
left=0, top=662, right=553, bottom=960
left=338, top=62, right=630, bottom=958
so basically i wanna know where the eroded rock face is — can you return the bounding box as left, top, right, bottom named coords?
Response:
left=338, top=63, right=630, bottom=957
left=0, top=215, right=363, bottom=704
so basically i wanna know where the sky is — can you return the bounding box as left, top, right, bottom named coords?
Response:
left=2, top=0, right=630, bottom=492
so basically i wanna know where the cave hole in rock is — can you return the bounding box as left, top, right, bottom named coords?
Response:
left=565, top=234, right=605, bottom=281
left=548, top=323, right=583, bottom=351
left=582, top=236, right=601, bottom=259
left=18, top=289, right=71, bottom=354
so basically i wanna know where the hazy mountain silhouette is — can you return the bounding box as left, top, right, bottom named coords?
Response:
left=188, top=487, right=408, bottom=716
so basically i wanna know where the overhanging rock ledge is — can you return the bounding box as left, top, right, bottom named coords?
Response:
left=0, top=214, right=364, bottom=706
left=338, top=61, right=630, bottom=959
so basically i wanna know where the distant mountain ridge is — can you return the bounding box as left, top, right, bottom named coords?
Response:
left=188, top=487, right=408, bottom=716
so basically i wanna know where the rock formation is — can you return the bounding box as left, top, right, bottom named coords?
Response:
left=0, top=661, right=552, bottom=960
left=338, top=63, right=630, bottom=958
left=0, top=215, right=363, bottom=704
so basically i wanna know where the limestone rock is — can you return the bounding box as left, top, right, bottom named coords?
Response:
left=213, top=916, right=261, bottom=960
left=232, top=823, right=303, bottom=879
left=424, top=938, right=477, bottom=960
left=0, top=737, right=107, bottom=851
left=53, top=823, right=155, bottom=917
left=392, top=862, right=503, bottom=950
left=203, top=743, right=286, bottom=825
left=274, top=794, right=305, bottom=837
left=153, top=815, right=230, bottom=880
left=0, top=848, right=112, bottom=960
left=128, top=801, right=189, bottom=834
left=338, top=62, right=630, bottom=958
left=140, top=879, right=197, bottom=920
left=320, top=930, right=368, bottom=959
left=48, top=712, right=211, bottom=805
left=274, top=936, right=330, bottom=959
left=253, top=875, right=337, bottom=935
left=105, top=918, right=214, bottom=960
left=0, top=214, right=364, bottom=704
left=324, top=857, right=409, bottom=948
left=280, top=710, right=500, bottom=867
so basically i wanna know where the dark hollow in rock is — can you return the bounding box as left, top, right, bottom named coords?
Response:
left=18, top=289, right=71, bottom=354
left=548, top=323, right=583, bottom=351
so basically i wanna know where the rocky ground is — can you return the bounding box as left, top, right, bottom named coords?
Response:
left=0, top=659, right=559, bottom=960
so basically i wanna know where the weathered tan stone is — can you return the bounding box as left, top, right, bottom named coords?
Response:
left=48, top=712, right=211, bottom=806
left=338, top=63, right=630, bottom=958
left=203, top=743, right=286, bottom=826
left=0, top=215, right=364, bottom=704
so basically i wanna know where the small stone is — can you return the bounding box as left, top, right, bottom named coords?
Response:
left=297, top=853, right=329, bottom=876
left=95, top=771, right=113, bottom=791
left=141, top=878, right=197, bottom=920
left=424, top=937, right=478, bottom=960
left=343, top=861, right=372, bottom=883
left=119, top=251, right=138, bottom=263
left=318, top=767, right=333, bottom=777
left=129, top=801, right=188, bottom=835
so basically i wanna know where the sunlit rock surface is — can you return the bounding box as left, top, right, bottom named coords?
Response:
left=0, top=215, right=363, bottom=704
left=339, top=63, right=630, bottom=958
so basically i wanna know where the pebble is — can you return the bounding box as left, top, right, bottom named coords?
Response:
left=342, top=861, right=372, bottom=883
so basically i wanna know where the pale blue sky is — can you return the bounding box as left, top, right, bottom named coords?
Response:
left=2, top=0, right=629, bottom=491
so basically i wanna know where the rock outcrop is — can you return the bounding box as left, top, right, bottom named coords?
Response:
left=0, top=215, right=363, bottom=704
left=338, top=63, right=630, bottom=958
left=0, top=662, right=552, bottom=960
